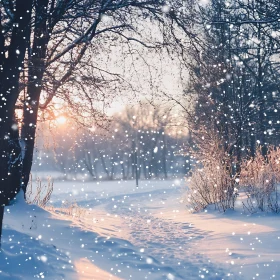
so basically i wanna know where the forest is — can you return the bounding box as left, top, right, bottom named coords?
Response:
left=1, top=0, right=280, bottom=279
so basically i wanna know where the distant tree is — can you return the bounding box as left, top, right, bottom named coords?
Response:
left=114, top=102, right=187, bottom=179
left=43, top=101, right=188, bottom=181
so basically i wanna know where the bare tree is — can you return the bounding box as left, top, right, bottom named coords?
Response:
left=180, top=0, right=280, bottom=177
left=0, top=0, right=195, bottom=244
left=114, top=102, right=186, bottom=179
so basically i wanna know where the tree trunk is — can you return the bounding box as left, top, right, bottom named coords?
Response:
left=142, top=157, right=147, bottom=179
left=126, top=157, right=131, bottom=179
left=99, top=151, right=110, bottom=179
left=0, top=126, right=22, bottom=205
left=257, top=23, right=267, bottom=157
left=110, top=157, right=115, bottom=180
left=93, top=160, right=99, bottom=179
left=21, top=0, right=50, bottom=192
left=84, top=153, right=95, bottom=178
left=0, top=0, right=33, bottom=247
left=162, top=131, right=168, bottom=179
left=236, top=123, right=243, bottom=176
left=0, top=206, right=3, bottom=248
left=120, top=154, right=126, bottom=180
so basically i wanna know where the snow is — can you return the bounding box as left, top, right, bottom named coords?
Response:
left=1, top=179, right=280, bottom=279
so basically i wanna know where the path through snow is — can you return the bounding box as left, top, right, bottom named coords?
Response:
left=2, top=179, right=279, bottom=279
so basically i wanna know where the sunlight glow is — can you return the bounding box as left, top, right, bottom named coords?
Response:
left=56, top=116, right=67, bottom=125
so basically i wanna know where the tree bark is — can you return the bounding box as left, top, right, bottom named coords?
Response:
left=21, top=0, right=50, bottom=192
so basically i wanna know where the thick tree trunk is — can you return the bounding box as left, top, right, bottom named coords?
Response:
left=21, top=0, right=50, bottom=191
left=0, top=0, right=33, bottom=247
left=0, top=128, right=22, bottom=205
left=0, top=0, right=33, bottom=201
left=0, top=128, right=22, bottom=249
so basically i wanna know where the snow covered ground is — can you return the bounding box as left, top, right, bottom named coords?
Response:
left=1, top=178, right=280, bottom=279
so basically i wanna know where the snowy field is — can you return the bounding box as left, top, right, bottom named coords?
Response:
left=1, top=178, right=280, bottom=279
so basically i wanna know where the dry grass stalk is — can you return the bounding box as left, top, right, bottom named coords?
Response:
left=26, top=175, right=53, bottom=207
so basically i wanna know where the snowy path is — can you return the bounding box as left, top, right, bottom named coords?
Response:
left=2, top=179, right=279, bottom=279
left=3, top=191, right=191, bottom=280
left=46, top=180, right=230, bottom=279
left=101, top=187, right=227, bottom=280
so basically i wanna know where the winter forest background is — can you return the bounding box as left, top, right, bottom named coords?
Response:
left=32, top=0, right=280, bottom=198
left=2, top=0, right=280, bottom=279
left=33, top=102, right=190, bottom=181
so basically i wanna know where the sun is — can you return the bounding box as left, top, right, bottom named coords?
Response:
left=56, top=115, right=67, bottom=125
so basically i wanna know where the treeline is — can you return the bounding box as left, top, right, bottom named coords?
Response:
left=185, top=0, right=280, bottom=164
left=184, top=0, right=280, bottom=212
left=34, top=103, right=189, bottom=180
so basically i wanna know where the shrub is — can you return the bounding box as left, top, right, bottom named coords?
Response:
left=185, top=155, right=238, bottom=212
left=240, top=147, right=280, bottom=213
left=59, top=201, right=87, bottom=218
left=185, top=126, right=240, bottom=212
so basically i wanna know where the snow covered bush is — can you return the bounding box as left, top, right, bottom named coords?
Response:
left=185, top=134, right=239, bottom=213
left=184, top=125, right=239, bottom=212
left=186, top=162, right=238, bottom=212
left=240, top=147, right=280, bottom=213
left=26, top=175, right=53, bottom=207
left=186, top=145, right=280, bottom=213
